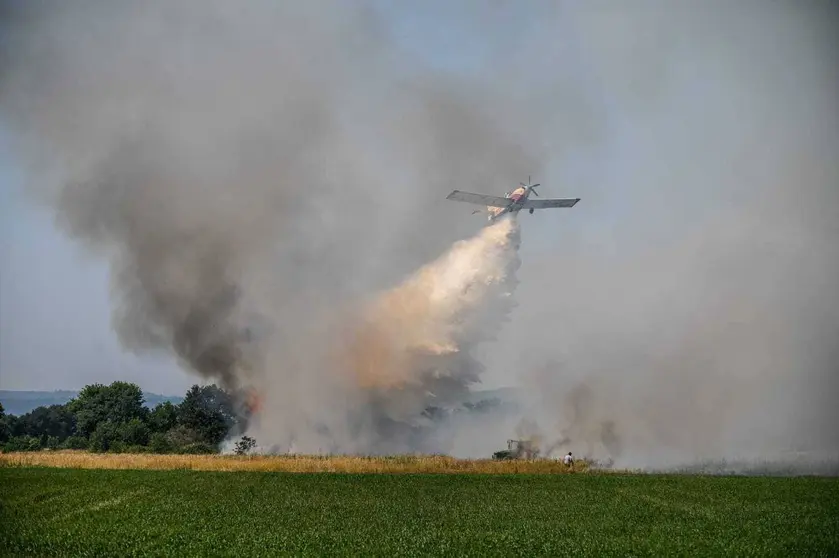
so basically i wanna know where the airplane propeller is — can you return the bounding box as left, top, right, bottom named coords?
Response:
left=521, top=176, right=540, bottom=196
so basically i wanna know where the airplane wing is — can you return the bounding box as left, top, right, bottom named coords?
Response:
left=446, top=190, right=511, bottom=208
left=522, top=198, right=581, bottom=209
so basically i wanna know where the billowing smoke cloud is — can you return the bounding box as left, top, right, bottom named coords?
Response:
left=2, top=0, right=837, bottom=466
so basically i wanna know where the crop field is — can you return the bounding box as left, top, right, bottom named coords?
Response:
left=1, top=467, right=837, bottom=556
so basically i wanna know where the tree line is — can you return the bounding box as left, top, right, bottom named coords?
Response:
left=0, top=382, right=253, bottom=454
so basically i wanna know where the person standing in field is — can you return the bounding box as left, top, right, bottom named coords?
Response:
left=563, top=452, right=573, bottom=467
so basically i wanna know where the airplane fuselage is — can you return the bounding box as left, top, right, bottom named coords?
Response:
left=486, top=186, right=531, bottom=222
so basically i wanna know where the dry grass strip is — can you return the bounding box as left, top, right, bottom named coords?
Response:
left=0, top=450, right=590, bottom=474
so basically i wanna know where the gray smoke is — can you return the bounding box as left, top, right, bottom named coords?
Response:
left=2, top=0, right=837, bottom=464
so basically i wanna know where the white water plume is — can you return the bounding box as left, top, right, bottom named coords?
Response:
left=348, top=216, right=520, bottom=391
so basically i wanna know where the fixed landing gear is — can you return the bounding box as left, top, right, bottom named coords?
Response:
left=529, top=208, right=534, bottom=214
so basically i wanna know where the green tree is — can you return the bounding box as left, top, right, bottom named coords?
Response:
left=15, top=404, right=77, bottom=441
left=165, top=424, right=203, bottom=448
left=88, top=421, right=121, bottom=452
left=119, top=418, right=150, bottom=446
left=177, top=385, right=236, bottom=448
left=68, top=382, right=148, bottom=437
left=61, top=435, right=88, bottom=450
left=234, top=435, right=257, bottom=455
left=3, top=404, right=24, bottom=441
left=148, top=432, right=173, bottom=453
left=3, top=435, right=41, bottom=452
left=148, top=401, right=178, bottom=433
left=0, top=402, right=9, bottom=443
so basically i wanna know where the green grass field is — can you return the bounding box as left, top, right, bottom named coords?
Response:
left=1, top=468, right=837, bottom=556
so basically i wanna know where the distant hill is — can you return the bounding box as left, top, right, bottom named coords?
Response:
left=0, top=390, right=184, bottom=416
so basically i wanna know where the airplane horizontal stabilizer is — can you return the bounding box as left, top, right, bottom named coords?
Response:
left=446, top=190, right=511, bottom=208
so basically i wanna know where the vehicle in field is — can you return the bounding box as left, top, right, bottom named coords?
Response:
left=492, top=439, right=540, bottom=460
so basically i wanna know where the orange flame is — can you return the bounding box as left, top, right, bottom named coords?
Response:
left=245, top=390, right=264, bottom=415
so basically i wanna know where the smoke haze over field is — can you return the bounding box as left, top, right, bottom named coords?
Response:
left=1, top=0, right=837, bottom=466
left=246, top=216, right=521, bottom=453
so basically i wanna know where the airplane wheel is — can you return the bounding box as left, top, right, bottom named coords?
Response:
left=529, top=208, right=534, bottom=214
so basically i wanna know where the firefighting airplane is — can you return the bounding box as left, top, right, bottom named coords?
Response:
left=446, top=177, right=580, bottom=222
